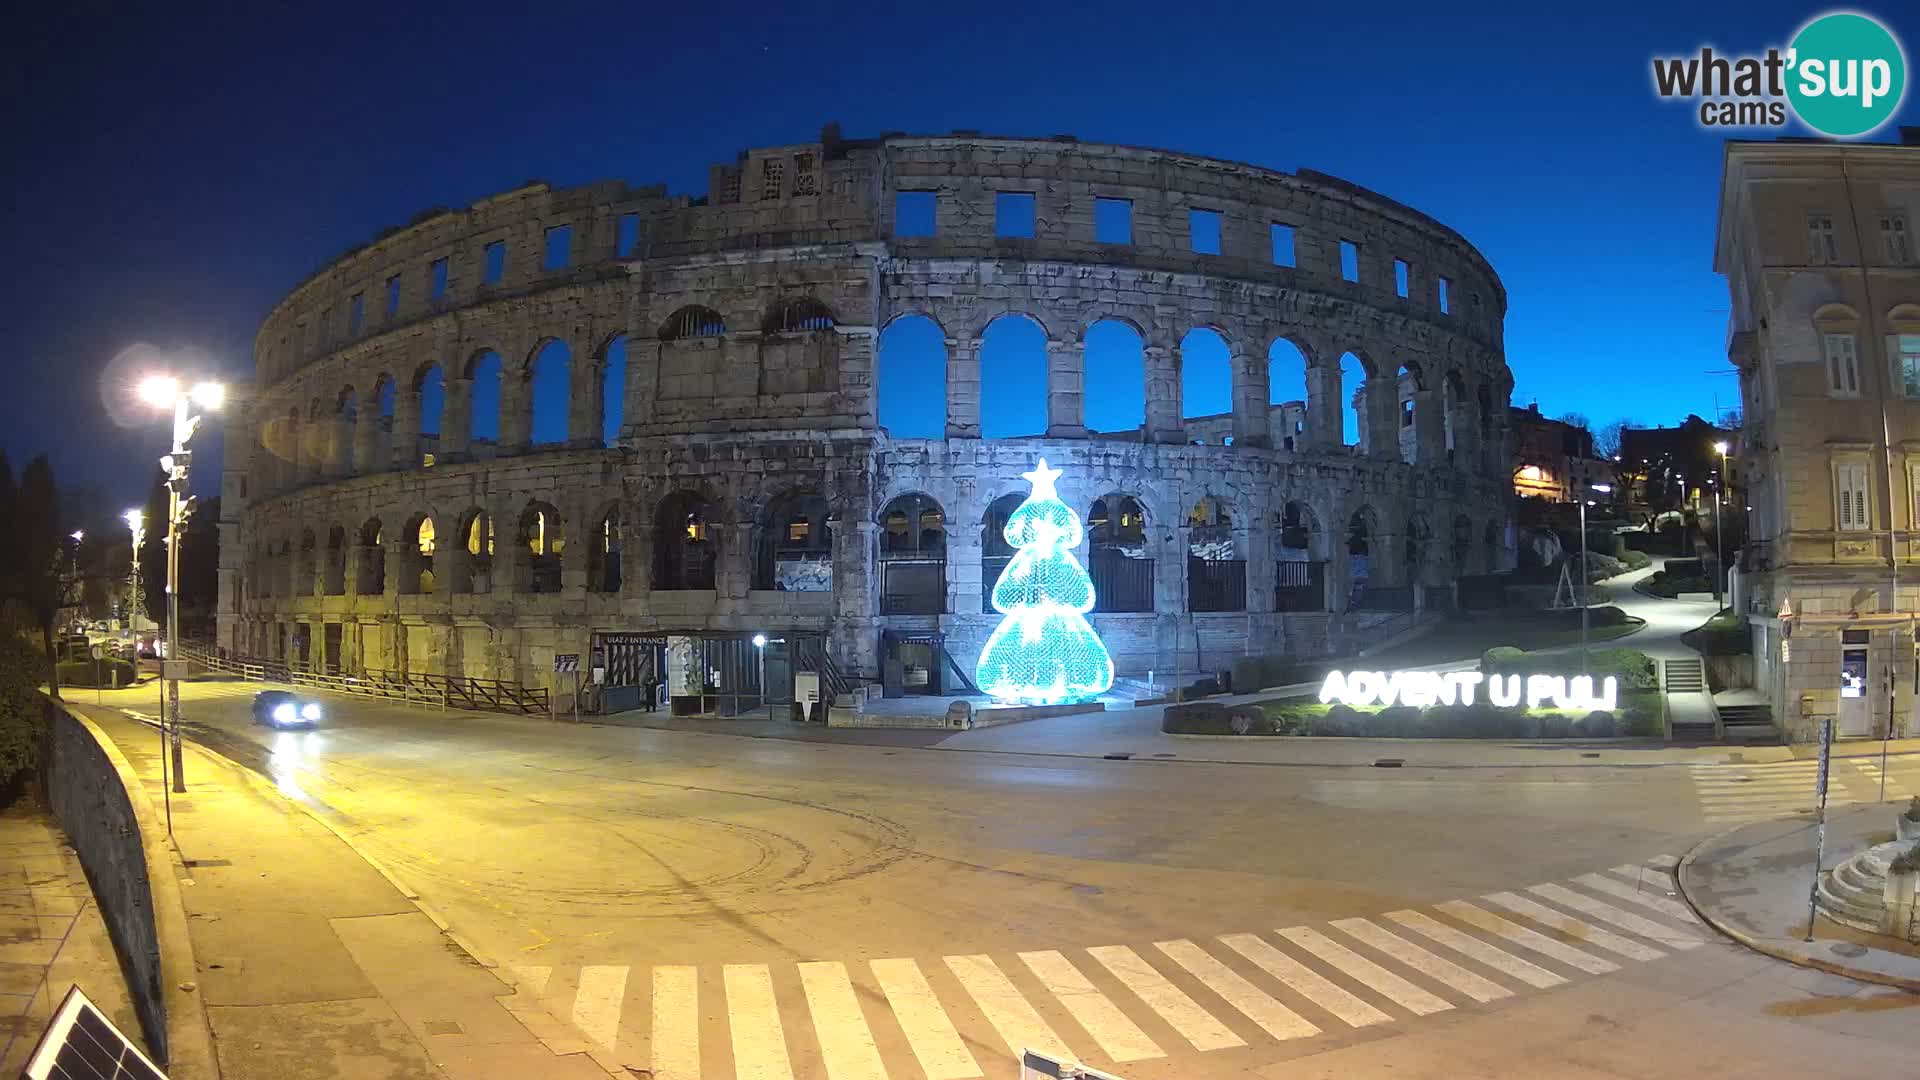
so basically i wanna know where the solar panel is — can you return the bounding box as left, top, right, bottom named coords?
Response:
left=19, top=985, right=167, bottom=1080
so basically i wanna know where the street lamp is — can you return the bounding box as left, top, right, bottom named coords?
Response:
left=1712, top=441, right=1730, bottom=608
left=752, top=633, right=769, bottom=719
left=124, top=510, right=145, bottom=642
left=138, top=373, right=225, bottom=793
left=1580, top=483, right=1614, bottom=676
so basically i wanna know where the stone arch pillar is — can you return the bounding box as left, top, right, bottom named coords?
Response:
left=1246, top=509, right=1276, bottom=613
left=1413, top=382, right=1445, bottom=464
left=325, top=415, right=352, bottom=478
left=572, top=348, right=605, bottom=448
left=1144, top=342, right=1181, bottom=444
left=836, top=519, right=878, bottom=619
left=1045, top=340, right=1086, bottom=438
left=391, top=391, right=421, bottom=470
left=1231, top=353, right=1270, bottom=449
left=1305, top=360, right=1343, bottom=450
left=442, top=377, right=473, bottom=460
left=1363, top=370, right=1399, bottom=460
left=352, top=409, right=380, bottom=475
left=946, top=336, right=980, bottom=438
left=501, top=365, right=532, bottom=453
left=625, top=338, right=661, bottom=435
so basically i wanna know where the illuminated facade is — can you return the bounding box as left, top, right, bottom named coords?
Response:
left=217, top=128, right=1513, bottom=711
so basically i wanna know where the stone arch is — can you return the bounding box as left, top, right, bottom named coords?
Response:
left=1084, top=318, right=1145, bottom=438
left=413, top=360, right=445, bottom=457
left=585, top=500, right=624, bottom=593
left=1275, top=500, right=1326, bottom=611
left=356, top=516, right=386, bottom=595
left=297, top=528, right=318, bottom=597
left=761, top=297, right=836, bottom=334
left=401, top=512, right=437, bottom=595
left=877, top=314, right=946, bottom=438
left=466, top=349, right=503, bottom=448
left=1404, top=513, right=1432, bottom=585
left=1186, top=494, right=1244, bottom=612
left=1483, top=519, right=1502, bottom=572
left=1179, top=327, right=1233, bottom=440
left=654, top=490, right=717, bottom=591
left=597, top=333, right=627, bottom=447
left=659, top=304, right=726, bottom=341
left=1346, top=505, right=1378, bottom=600
left=1267, top=337, right=1312, bottom=450
left=980, top=313, right=1048, bottom=439
left=1336, top=350, right=1369, bottom=450
left=878, top=492, right=946, bottom=556
left=526, top=339, right=571, bottom=446
left=323, top=524, right=347, bottom=595
left=878, top=492, right=945, bottom=614
left=756, top=489, right=832, bottom=591
left=1087, top=493, right=1152, bottom=613
left=516, top=501, right=566, bottom=593
left=978, top=492, right=1027, bottom=612
left=451, top=507, right=495, bottom=594
left=1887, top=303, right=1920, bottom=333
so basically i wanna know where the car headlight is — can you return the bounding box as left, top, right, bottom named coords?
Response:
left=301, top=703, right=322, bottom=721
left=273, top=703, right=296, bottom=723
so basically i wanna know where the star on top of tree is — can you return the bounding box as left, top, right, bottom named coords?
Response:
left=1022, top=458, right=1063, bottom=501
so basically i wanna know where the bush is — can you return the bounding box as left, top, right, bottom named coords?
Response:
left=55, top=659, right=136, bottom=688
left=1893, top=842, right=1920, bottom=877
left=1161, top=702, right=1233, bottom=734
left=1, top=627, right=50, bottom=800
left=1622, top=549, right=1651, bottom=571
left=1481, top=645, right=1657, bottom=689
left=1905, top=797, right=1920, bottom=824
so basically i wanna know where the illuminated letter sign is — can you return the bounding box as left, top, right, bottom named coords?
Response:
left=1319, top=670, right=1617, bottom=711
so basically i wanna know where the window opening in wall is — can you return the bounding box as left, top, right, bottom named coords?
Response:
left=1268, top=338, right=1309, bottom=447
left=1824, top=332, right=1859, bottom=397
left=1180, top=327, right=1232, bottom=440
left=1271, top=223, right=1296, bottom=267
left=895, top=191, right=936, bottom=237
left=1339, top=352, right=1366, bottom=447
left=980, top=314, right=1047, bottom=438
left=996, top=191, right=1036, bottom=238
left=349, top=293, right=365, bottom=333
left=1438, top=276, right=1451, bottom=313
left=430, top=258, right=448, bottom=301
left=1084, top=319, right=1145, bottom=436
left=718, top=170, right=742, bottom=204
left=483, top=241, right=506, bottom=284
left=617, top=213, right=640, bottom=257
left=1340, top=240, right=1360, bottom=282
left=385, top=274, right=401, bottom=316
left=1884, top=216, right=1912, bottom=264
left=1095, top=197, right=1132, bottom=244
left=543, top=225, right=573, bottom=270
left=660, top=305, right=725, bottom=340
left=1394, top=258, right=1410, bottom=298
left=877, top=315, right=946, bottom=438
left=1809, top=216, right=1837, bottom=264
left=1189, top=208, right=1222, bottom=255
left=1837, top=461, right=1870, bottom=531
left=761, top=157, right=785, bottom=200
left=792, top=152, right=817, bottom=197
left=1900, top=334, right=1920, bottom=398
left=529, top=340, right=572, bottom=445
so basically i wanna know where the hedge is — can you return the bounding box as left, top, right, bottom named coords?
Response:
left=1162, top=691, right=1664, bottom=740
left=1480, top=645, right=1658, bottom=689
left=55, top=659, right=137, bottom=689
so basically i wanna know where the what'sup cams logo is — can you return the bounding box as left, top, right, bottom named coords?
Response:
left=1652, top=11, right=1907, bottom=137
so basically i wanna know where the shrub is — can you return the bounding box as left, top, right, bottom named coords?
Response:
left=1, top=625, right=50, bottom=800
left=1481, top=645, right=1656, bottom=690
left=1893, top=842, right=1920, bottom=877
left=1622, top=549, right=1652, bottom=571
left=1905, top=797, right=1920, bottom=824
left=55, top=659, right=136, bottom=689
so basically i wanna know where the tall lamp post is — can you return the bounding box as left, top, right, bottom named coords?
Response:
left=1712, top=440, right=1730, bottom=609
left=138, top=375, right=224, bottom=794
left=123, top=510, right=145, bottom=642
left=1580, top=482, right=1614, bottom=676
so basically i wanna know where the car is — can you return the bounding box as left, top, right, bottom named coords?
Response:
left=251, top=690, right=324, bottom=728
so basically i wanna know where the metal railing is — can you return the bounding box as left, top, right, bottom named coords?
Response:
left=880, top=559, right=946, bottom=614
left=176, top=643, right=550, bottom=716
left=1091, top=552, right=1154, bottom=613
left=1274, top=560, right=1326, bottom=612
left=1187, top=558, right=1247, bottom=613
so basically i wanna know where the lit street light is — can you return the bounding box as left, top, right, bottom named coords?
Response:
left=124, top=510, right=145, bottom=645
left=138, top=372, right=224, bottom=793
left=1712, top=441, right=1730, bottom=608
left=1581, top=482, right=1614, bottom=676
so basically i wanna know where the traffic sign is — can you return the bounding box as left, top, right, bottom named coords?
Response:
left=554, top=653, right=579, bottom=673
left=90, top=644, right=105, bottom=660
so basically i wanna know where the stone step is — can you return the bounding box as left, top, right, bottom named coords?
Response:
left=1817, top=874, right=1883, bottom=931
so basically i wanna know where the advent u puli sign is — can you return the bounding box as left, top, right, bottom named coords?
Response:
left=1319, top=670, right=1621, bottom=712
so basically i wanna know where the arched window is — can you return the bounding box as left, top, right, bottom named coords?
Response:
left=587, top=506, right=622, bottom=593
left=1269, top=339, right=1310, bottom=450
left=1339, top=352, right=1366, bottom=449
left=659, top=305, right=726, bottom=341
left=1274, top=501, right=1325, bottom=611
left=529, top=340, right=570, bottom=446
left=1347, top=508, right=1375, bottom=601
left=519, top=503, right=565, bottom=593
left=454, top=509, right=494, bottom=593
left=1180, top=327, right=1232, bottom=442
left=1187, top=496, right=1243, bottom=612
left=468, top=350, right=502, bottom=449
left=1398, top=362, right=1422, bottom=465
left=654, top=491, right=716, bottom=591
left=878, top=494, right=945, bottom=614
left=981, top=314, right=1047, bottom=438
left=357, top=518, right=386, bottom=595
left=1084, top=320, right=1145, bottom=437
left=600, top=334, right=627, bottom=447
left=415, top=363, right=445, bottom=467
left=758, top=490, right=832, bottom=591
left=877, top=315, right=946, bottom=438
left=403, top=514, right=436, bottom=595
left=762, top=297, right=836, bottom=333
left=324, top=526, right=347, bottom=596
left=979, top=493, right=1026, bottom=612
left=1444, top=369, right=1466, bottom=456
left=1087, top=494, right=1151, bottom=613
left=297, top=529, right=317, bottom=597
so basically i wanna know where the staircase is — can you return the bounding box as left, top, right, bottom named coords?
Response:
left=1817, top=841, right=1909, bottom=935
left=1663, top=658, right=1718, bottom=741
left=1717, top=703, right=1779, bottom=743
left=1663, top=657, right=1706, bottom=692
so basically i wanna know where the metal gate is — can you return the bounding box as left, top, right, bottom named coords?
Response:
left=594, top=632, right=665, bottom=714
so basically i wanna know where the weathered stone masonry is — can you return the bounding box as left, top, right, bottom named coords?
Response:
left=216, top=129, right=1515, bottom=699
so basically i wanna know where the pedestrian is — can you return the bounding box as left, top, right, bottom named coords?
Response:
left=643, top=674, right=659, bottom=712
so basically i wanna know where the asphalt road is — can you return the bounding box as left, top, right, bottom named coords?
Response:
left=89, top=677, right=1920, bottom=1079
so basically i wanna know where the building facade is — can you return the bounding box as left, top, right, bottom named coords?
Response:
left=1717, top=131, right=1920, bottom=742
left=1507, top=404, right=1615, bottom=502
left=217, top=128, right=1514, bottom=710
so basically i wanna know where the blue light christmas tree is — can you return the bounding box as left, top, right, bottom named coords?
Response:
left=974, top=459, right=1115, bottom=705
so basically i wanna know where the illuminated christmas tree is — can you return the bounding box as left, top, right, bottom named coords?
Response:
left=974, top=459, right=1115, bottom=705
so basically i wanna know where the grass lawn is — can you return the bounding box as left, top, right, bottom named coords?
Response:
left=1365, top=611, right=1645, bottom=668
left=1681, top=608, right=1750, bottom=657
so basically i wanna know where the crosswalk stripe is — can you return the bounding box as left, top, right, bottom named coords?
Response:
left=1582, top=871, right=1703, bottom=924
left=1527, top=884, right=1705, bottom=950
left=573, top=965, right=627, bottom=1052
left=1645, top=854, right=1680, bottom=869
left=1019, top=950, right=1162, bottom=1062
left=1276, top=926, right=1453, bottom=1015
left=870, top=959, right=979, bottom=1080
left=1153, top=939, right=1320, bottom=1041
left=1216, top=933, right=1391, bottom=1028
left=1328, top=918, right=1511, bottom=1004
left=653, top=966, right=700, bottom=1080
left=1383, top=910, right=1565, bottom=989
left=1435, top=901, right=1619, bottom=975
left=725, top=964, right=795, bottom=1080
left=946, top=954, right=1074, bottom=1063
left=1086, top=945, right=1243, bottom=1051
left=1482, top=892, right=1665, bottom=962
left=798, top=962, right=888, bottom=1080
left=509, top=964, right=552, bottom=996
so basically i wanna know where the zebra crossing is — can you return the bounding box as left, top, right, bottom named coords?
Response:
left=1689, top=756, right=1914, bottom=824
left=506, top=855, right=1709, bottom=1079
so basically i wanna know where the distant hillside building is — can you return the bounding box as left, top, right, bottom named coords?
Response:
left=1507, top=404, right=1614, bottom=502
left=1617, top=415, right=1734, bottom=516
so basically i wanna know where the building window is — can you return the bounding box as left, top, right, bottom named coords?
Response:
left=1394, top=258, right=1410, bottom=298
left=1884, top=216, right=1913, bottom=264
left=1808, top=216, right=1838, bottom=264
left=1824, top=333, right=1860, bottom=397
left=385, top=274, right=401, bottom=316
left=1189, top=208, right=1222, bottom=255
left=348, top=293, right=364, bottom=333
left=792, top=152, right=817, bottom=197
left=543, top=225, right=572, bottom=270
left=1438, top=276, right=1451, bottom=313
left=430, top=258, right=448, bottom=300
left=996, top=191, right=1036, bottom=238
left=1270, top=223, right=1296, bottom=267
left=1836, top=461, right=1870, bottom=531
left=718, top=170, right=741, bottom=204
left=895, top=191, right=936, bottom=237
left=1095, top=197, right=1132, bottom=244
left=1340, top=240, right=1360, bottom=282
left=483, top=241, right=506, bottom=284
left=761, top=158, right=785, bottom=200
left=618, top=213, right=640, bottom=257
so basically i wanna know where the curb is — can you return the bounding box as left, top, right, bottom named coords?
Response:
left=1675, top=814, right=1920, bottom=994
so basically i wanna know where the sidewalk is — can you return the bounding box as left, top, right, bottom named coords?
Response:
left=1678, top=803, right=1920, bottom=991
left=73, top=704, right=610, bottom=1080
left=0, top=802, right=140, bottom=1075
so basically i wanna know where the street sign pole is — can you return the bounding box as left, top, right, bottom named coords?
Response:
left=1806, top=716, right=1834, bottom=942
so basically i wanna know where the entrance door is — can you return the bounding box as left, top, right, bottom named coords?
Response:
left=1839, top=629, right=1872, bottom=738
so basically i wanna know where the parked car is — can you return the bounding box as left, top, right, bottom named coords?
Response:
left=251, top=690, right=324, bottom=728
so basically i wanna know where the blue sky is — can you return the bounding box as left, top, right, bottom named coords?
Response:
left=1, top=1, right=1913, bottom=504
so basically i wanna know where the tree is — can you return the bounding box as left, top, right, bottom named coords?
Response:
left=15, top=456, right=64, bottom=698
left=973, top=459, right=1114, bottom=704
left=1595, top=419, right=1632, bottom=460
left=1557, top=412, right=1592, bottom=432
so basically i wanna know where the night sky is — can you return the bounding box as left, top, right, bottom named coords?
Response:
left=3, top=2, right=1914, bottom=510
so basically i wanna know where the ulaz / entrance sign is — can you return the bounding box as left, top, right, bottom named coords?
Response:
left=1318, top=670, right=1620, bottom=711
